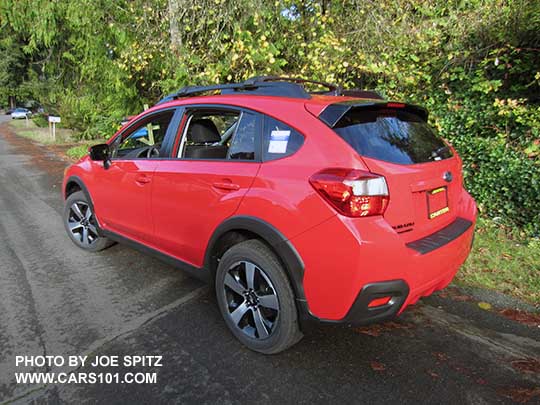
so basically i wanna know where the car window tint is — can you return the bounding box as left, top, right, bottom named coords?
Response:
left=262, top=116, right=304, bottom=161
left=228, top=112, right=257, bottom=160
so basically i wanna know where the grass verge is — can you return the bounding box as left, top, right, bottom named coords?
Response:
left=8, top=118, right=101, bottom=160
left=9, top=118, right=76, bottom=144
left=456, top=217, right=540, bottom=305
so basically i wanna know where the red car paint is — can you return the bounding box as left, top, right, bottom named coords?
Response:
left=63, top=92, right=476, bottom=322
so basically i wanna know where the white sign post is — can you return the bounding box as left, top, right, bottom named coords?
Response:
left=48, top=116, right=61, bottom=141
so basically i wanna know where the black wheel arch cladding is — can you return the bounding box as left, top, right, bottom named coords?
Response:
left=205, top=216, right=306, bottom=302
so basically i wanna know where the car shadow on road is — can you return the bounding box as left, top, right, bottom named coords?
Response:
left=24, top=291, right=540, bottom=405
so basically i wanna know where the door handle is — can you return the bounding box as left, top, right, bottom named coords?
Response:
left=135, top=175, right=151, bottom=185
left=212, top=182, right=240, bottom=191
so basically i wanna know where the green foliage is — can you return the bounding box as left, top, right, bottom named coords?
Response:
left=32, top=114, right=48, bottom=128
left=1, top=0, right=539, bottom=235
left=66, top=144, right=92, bottom=160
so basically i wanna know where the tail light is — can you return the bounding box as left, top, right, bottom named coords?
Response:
left=309, top=168, right=389, bottom=217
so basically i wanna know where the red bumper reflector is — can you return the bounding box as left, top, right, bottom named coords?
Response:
left=368, top=296, right=391, bottom=308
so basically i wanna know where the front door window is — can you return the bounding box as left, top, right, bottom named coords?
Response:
left=113, top=110, right=175, bottom=159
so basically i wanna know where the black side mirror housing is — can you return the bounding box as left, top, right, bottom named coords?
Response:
left=89, top=143, right=111, bottom=169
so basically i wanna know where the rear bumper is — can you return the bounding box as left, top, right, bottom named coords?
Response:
left=291, top=192, right=477, bottom=324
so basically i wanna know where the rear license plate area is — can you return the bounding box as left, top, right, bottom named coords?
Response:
left=427, top=187, right=449, bottom=219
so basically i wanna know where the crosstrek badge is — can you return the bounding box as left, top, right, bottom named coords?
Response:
left=429, top=206, right=450, bottom=219
left=268, top=130, right=290, bottom=153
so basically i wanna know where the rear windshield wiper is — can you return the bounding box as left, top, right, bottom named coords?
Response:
left=430, top=146, right=450, bottom=160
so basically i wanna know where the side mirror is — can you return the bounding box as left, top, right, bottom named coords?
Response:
left=89, top=143, right=111, bottom=169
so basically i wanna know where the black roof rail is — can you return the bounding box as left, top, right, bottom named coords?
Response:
left=156, top=76, right=382, bottom=104
left=157, top=83, right=254, bottom=104
left=157, top=76, right=311, bottom=104
left=244, top=76, right=342, bottom=94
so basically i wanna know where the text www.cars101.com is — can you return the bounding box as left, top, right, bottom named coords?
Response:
left=16, top=372, right=157, bottom=384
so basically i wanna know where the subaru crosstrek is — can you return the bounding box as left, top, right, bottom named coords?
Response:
left=62, top=76, right=476, bottom=354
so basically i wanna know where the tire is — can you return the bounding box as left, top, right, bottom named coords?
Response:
left=63, top=191, right=113, bottom=252
left=215, top=239, right=303, bottom=354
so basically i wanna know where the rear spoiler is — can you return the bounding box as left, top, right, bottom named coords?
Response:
left=318, top=100, right=429, bottom=128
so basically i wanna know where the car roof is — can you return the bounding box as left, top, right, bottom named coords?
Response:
left=121, top=77, right=431, bottom=131
left=144, top=93, right=367, bottom=117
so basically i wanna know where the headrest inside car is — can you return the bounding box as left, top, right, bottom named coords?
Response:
left=188, top=119, right=221, bottom=143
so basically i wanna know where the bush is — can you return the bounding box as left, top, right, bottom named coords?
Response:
left=66, top=144, right=91, bottom=160
left=56, top=90, right=127, bottom=140
left=32, top=114, right=48, bottom=128
left=423, top=45, right=540, bottom=236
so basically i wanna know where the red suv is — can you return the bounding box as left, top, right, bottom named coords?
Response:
left=62, top=77, right=476, bottom=353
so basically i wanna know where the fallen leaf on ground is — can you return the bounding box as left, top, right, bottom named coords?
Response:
left=478, top=302, right=492, bottom=310
left=498, top=387, right=540, bottom=403
left=433, top=352, right=449, bottom=362
left=355, top=325, right=383, bottom=337
left=370, top=361, right=386, bottom=372
left=498, top=308, right=540, bottom=327
left=476, top=378, right=487, bottom=385
left=511, top=358, right=540, bottom=374
left=426, top=370, right=439, bottom=379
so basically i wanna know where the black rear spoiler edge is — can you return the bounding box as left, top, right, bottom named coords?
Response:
left=318, top=101, right=429, bottom=128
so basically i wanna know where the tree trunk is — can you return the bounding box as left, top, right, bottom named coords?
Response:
left=168, top=0, right=181, bottom=52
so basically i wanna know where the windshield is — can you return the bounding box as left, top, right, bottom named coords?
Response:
left=333, top=107, right=452, bottom=164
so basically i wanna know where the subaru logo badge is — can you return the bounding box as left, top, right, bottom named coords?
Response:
left=443, top=171, right=453, bottom=182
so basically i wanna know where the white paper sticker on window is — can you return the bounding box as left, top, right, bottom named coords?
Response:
left=268, top=130, right=290, bottom=154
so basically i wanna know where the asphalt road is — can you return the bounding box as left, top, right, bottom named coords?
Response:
left=0, top=118, right=539, bottom=404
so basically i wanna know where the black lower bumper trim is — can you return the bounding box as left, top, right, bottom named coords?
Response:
left=340, top=280, right=409, bottom=325
left=300, top=279, right=409, bottom=327
left=406, top=217, right=473, bottom=255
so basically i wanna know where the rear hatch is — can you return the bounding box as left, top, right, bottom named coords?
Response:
left=325, top=102, right=462, bottom=242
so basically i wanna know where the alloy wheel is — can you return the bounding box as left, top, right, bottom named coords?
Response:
left=67, top=201, right=99, bottom=247
left=223, top=261, right=280, bottom=339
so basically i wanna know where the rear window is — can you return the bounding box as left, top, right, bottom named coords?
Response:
left=333, top=108, right=452, bottom=164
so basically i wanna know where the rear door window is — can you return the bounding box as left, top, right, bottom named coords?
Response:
left=333, top=107, right=452, bottom=164
left=176, top=108, right=261, bottom=161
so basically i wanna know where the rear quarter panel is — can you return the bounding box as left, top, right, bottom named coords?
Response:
left=236, top=103, right=370, bottom=241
